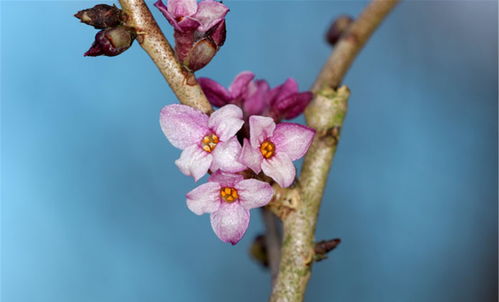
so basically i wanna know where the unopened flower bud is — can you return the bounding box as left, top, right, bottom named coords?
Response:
left=84, top=25, right=136, bottom=57
left=74, top=4, right=123, bottom=29
left=182, top=38, right=218, bottom=72
left=326, top=15, right=354, bottom=46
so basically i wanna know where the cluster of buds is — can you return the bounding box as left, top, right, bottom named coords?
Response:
left=199, top=72, right=314, bottom=123
left=160, top=95, right=315, bottom=244
left=154, top=0, right=228, bottom=71
left=75, top=4, right=136, bottom=57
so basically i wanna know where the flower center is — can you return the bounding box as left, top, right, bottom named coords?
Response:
left=260, top=140, right=275, bottom=159
left=220, top=187, right=239, bottom=203
left=201, top=133, right=219, bottom=153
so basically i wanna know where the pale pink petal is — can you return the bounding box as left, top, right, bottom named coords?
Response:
left=186, top=182, right=221, bottom=215
left=160, top=104, right=208, bottom=150
left=198, top=77, right=232, bottom=107
left=175, top=145, right=212, bottom=181
left=249, top=115, right=275, bottom=147
left=167, top=0, right=197, bottom=17
left=208, top=171, right=244, bottom=187
left=210, top=202, right=249, bottom=245
left=229, top=71, right=255, bottom=99
left=236, top=179, right=273, bottom=210
left=193, top=0, right=229, bottom=32
left=211, top=137, right=246, bottom=173
left=272, top=123, right=315, bottom=161
left=208, top=104, right=244, bottom=141
left=261, top=153, right=295, bottom=188
left=239, top=138, right=263, bottom=174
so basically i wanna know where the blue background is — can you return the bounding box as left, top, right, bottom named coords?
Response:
left=1, top=1, right=497, bottom=301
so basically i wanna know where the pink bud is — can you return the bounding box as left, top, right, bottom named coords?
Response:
left=182, top=38, right=218, bottom=72
left=84, top=26, right=136, bottom=57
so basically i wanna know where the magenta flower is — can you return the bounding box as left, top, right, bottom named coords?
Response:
left=155, top=0, right=228, bottom=71
left=186, top=171, right=273, bottom=244
left=267, top=78, right=313, bottom=121
left=160, top=104, right=246, bottom=181
left=198, top=71, right=271, bottom=117
left=239, top=116, right=315, bottom=188
left=155, top=0, right=228, bottom=32
left=199, top=72, right=313, bottom=121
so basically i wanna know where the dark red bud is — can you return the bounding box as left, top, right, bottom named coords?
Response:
left=208, top=20, right=227, bottom=47
left=75, top=4, right=123, bottom=29
left=84, top=25, right=136, bottom=57
left=326, top=15, right=354, bottom=46
left=182, top=38, right=217, bottom=72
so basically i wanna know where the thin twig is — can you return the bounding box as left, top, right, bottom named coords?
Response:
left=270, top=0, right=399, bottom=301
left=312, top=0, right=400, bottom=92
left=118, top=0, right=212, bottom=113
left=261, top=208, right=281, bottom=285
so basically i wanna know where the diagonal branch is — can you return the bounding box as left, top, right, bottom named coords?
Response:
left=270, top=0, right=399, bottom=301
left=119, top=0, right=212, bottom=114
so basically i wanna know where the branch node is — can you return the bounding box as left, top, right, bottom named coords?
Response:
left=267, top=185, right=301, bottom=220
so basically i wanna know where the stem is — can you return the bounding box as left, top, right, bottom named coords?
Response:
left=270, top=0, right=399, bottom=301
left=261, top=208, right=281, bottom=285
left=118, top=0, right=212, bottom=113
left=312, top=0, right=400, bottom=92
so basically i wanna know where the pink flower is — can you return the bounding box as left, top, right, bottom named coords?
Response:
left=154, top=0, right=228, bottom=33
left=239, top=116, right=315, bottom=188
left=160, top=104, right=246, bottom=181
left=186, top=171, right=273, bottom=244
left=267, top=78, right=313, bottom=121
left=155, top=0, right=228, bottom=71
left=199, top=72, right=312, bottom=121
left=199, top=72, right=270, bottom=116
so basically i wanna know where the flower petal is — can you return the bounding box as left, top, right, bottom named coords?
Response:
left=261, top=153, right=295, bottom=188
left=211, top=137, right=246, bottom=173
left=249, top=115, right=275, bottom=148
left=272, top=92, right=313, bottom=120
left=154, top=0, right=180, bottom=29
left=210, top=203, right=249, bottom=245
left=186, top=182, right=221, bottom=215
left=160, top=104, right=208, bottom=150
left=167, top=0, right=197, bottom=18
left=239, top=138, right=263, bottom=174
left=208, top=171, right=244, bottom=187
left=243, top=80, right=270, bottom=116
left=210, top=19, right=227, bottom=47
left=198, top=77, right=232, bottom=107
left=193, top=0, right=229, bottom=32
left=175, top=145, right=212, bottom=181
left=228, top=71, right=255, bottom=99
left=272, top=122, right=315, bottom=161
left=270, top=78, right=298, bottom=104
left=236, top=179, right=273, bottom=210
left=208, top=104, right=244, bottom=142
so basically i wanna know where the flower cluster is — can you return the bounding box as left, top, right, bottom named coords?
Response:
left=199, top=72, right=314, bottom=122
left=155, top=0, right=228, bottom=71
left=160, top=96, right=315, bottom=244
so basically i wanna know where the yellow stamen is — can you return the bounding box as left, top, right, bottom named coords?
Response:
left=220, top=187, right=239, bottom=203
left=260, top=140, right=275, bottom=159
left=201, top=133, right=219, bottom=153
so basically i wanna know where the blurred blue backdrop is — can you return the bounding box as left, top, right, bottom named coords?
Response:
left=1, top=1, right=497, bottom=301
